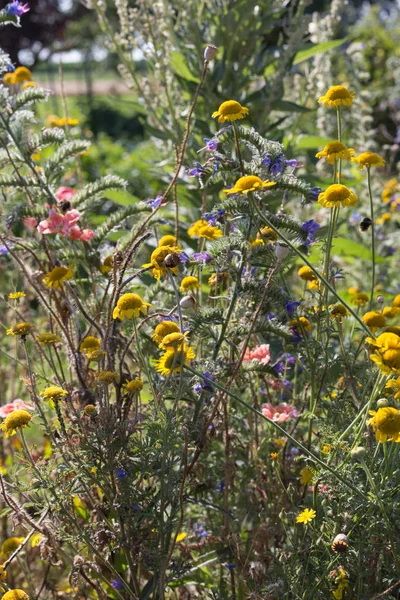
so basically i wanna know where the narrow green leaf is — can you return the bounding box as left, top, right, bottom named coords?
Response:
left=271, top=100, right=315, bottom=113
left=103, top=190, right=141, bottom=206
left=292, top=39, right=346, bottom=65
left=170, top=51, right=200, bottom=83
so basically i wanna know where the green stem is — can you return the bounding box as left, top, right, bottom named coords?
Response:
left=361, top=458, right=400, bottom=571
left=184, top=365, right=368, bottom=500
left=248, top=197, right=372, bottom=336
left=367, top=167, right=376, bottom=310
left=232, top=122, right=245, bottom=176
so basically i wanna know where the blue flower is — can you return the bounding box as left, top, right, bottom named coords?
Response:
left=309, top=187, right=322, bottom=201
left=187, top=162, right=207, bottom=177
left=6, top=1, right=29, bottom=15
left=115, top=468, right=127, bottom=480
left=262, top=152, right=287, bottom=175
left=179, top=252, right=190, bottom=263
left=285, top=158, right=300, bottom=168
left=273, top=361, right=285, bottom=374
left=192, top=252, right=211, bottom=263
left=349, top=211, right=362, bottom=226
left=7, top=63, right=15, bottom=72
left=216, top=479, right=224, bottom=492
left=224, top=563, right=236, bottom=570
left=111, top=579, right=124, bottom=589
left=0, top=245, right=9, bottom=255
left=147, top=194, right=164, bottom=209
left=193, top=523, right=209, bottom=538
left=285, top=300, right=301, bottom=316
left=301, top=220, right=320, bottom=236
left=202, top=209, right=225, bottom=226
left=203, top=138, right=218, bottom=151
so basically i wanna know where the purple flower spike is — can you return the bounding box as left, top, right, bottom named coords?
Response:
left=192, top=252, right=211, bottom=263
left=6, top=1, right=29, bottom=15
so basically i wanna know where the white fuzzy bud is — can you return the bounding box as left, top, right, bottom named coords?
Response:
left=350, top=446, right=366, bottom=460
left=180, top=295, right=196, bottom=310
left=275, top=243, right=289, bottom=263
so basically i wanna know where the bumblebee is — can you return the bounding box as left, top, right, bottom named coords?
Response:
left=331, top=533, right=350, bottom=553
left=359, top=217, right=372, bottom=232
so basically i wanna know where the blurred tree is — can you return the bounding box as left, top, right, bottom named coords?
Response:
left=1, top=0, right=90, bottom=64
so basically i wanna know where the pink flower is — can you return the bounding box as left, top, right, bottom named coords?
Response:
left=63, top=209, right=81, bottom=227
left=261, top=402, right=299, bottom=423
left=265, top=378, right=285, bottom=392
left=79, top=229, right=95, bottom=242
left=0, top=399, right=34, bottom=419
left=56, top=187, right=76, bottom=201
left=243, top=344, right=271, bottom=365
left=23, top=217, right=38, bottom=229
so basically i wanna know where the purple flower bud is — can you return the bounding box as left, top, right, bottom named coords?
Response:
left=203, top=137, right=218, bottom=151
left=285, top=300, right=301, bottom=316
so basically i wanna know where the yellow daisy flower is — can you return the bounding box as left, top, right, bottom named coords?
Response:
left=6, top=322, right=34, bottom=337
left=8, top=292, right=26, bottom=300
left=40, top=386, right=68, bottom=402
left=14, top=66, right=32, bottom=83
left=260, top=226, right=278, bottom=241
left=35, top=333, right=62, bottom=346
left=79, top=336, right=101, bottom=355
left=362, top=311, right=386, bottom=333
left=113, top=293, right=151, bottom=320
left=42, top=265, right=73, bottom=289
left=298, top=266, right=317, bottom=282
left=315, top=141, right=354, bottom=164
left=155, top=346, right=196, bottom=376
left=300, top=466, right=313, bottom=485
left=318, top=85, right=356, bottom=108
left=100, top=256, right=113, bottom=276
left=289, top=317, right=312, bottom=332
left=318, top=184, right=357, bottom=208
left=96, top=370, right=117, bottom=384
left=296, top=508, right=316, bottom=524
left=385, top=377, right=400, bottom=399
left=2, top=590, right=30, bottom=600
left=368, top=406, right=400, bottom=442
left=158, top=234, right=178, bottom=247
left=152, top=321, right=180, bottom=344
left=330, top=304, right=350, bottom=321
left=123, top=378, right=144, bottom=393
left=142, top=245, right=181, bottom=280
left=180, top=276, right=200, bottom=293
left=351, top=152, right=385, bottom=170
left=1, top=537, right=24, bottom=558
left=187, top=220, right=222, bottom=241
left=350, top=292, right=369, bottom=307
left=3, top=72, right=16, bottom=85
left=212, top=100, right=249, bottom=123
left=159, top=331, right=189, bottom=351
left=0, top=410, right=32, bottom=438
left=367, top=332, right=400, bottom=374
left=224, top=175, right=276, bottom=195
left=392, top=295, right=400, bottom=308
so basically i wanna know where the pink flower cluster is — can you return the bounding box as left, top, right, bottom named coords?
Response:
left=261, top=402, right=299, bottom=423
left=243, top=344, right=271, bottom=365
left=37, top=208, right=94, bottom=241
left=24, top=188, right=95, bottom=242
left=0, top=399, right=34, bottom=419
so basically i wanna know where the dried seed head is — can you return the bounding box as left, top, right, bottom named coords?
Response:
left=204, top=44, right=218, bottom=62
